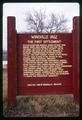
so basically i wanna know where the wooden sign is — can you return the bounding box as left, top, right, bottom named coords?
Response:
left=7, top=16, right=79, bottom=106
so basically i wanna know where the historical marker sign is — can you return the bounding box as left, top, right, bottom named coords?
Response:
left=18, top=33, right=73, bottom=95
left=7, top=16, right=79, bottom=106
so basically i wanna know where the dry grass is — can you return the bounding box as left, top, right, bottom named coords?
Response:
left=3, top=69, right=8, bottom=101
left=3, top=68, right=79, bottom=117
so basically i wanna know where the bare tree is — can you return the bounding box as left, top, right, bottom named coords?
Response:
left=25, top=9, right=69, bottom=33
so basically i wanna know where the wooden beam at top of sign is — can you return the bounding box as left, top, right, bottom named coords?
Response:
left=7, top=17, right=17, bottom=106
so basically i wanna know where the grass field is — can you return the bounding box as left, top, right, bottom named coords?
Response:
left=3, top=68, right=79, bottom=117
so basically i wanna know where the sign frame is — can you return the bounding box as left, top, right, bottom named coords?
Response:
left=7, top=16, right=80, bottom=106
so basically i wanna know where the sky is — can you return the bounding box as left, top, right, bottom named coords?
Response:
left=3, top=3, right=80, bottom=51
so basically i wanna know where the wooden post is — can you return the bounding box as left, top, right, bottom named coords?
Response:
left=7, top=17, right=17, bottom=106
left=73, top=16, right=80, bottom=103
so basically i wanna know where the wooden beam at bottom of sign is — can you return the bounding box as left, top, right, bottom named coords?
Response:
left=18, top=86, right=72, bottom=95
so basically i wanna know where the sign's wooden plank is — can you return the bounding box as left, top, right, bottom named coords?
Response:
left=73, top=16, right=80, bottom=103
left=18, top=86, right=73, bottom=95
left=17, top=33, right=73, bottom=90
left=7, top=17, right=17, bottom=106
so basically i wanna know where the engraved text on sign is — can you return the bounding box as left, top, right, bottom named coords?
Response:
left=23, top=39, right=72, bottom=77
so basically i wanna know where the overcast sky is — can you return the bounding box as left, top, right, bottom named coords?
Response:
left=3, top=3, right=80, bottom=51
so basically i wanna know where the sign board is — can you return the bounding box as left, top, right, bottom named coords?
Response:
left=7, top=16, right=80, bottom=106
left=18, top=33, right=73, bottom=95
